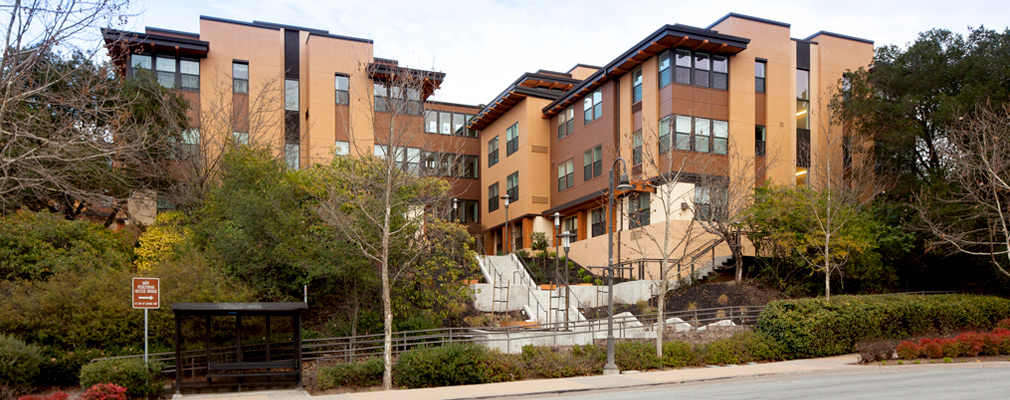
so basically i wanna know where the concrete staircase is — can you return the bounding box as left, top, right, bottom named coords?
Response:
left=476, top=255, right=585, bottom=325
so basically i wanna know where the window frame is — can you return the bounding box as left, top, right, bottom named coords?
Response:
left=505, top=123, right=519, bottom=156
left=658, top=50, right=672, bottom=88
left=755, top=60, right=767, bottom=94
left=632, top=129, right=643, bottom=165
left=558, top=158, right=575, bottom=192
left=658, top=115, right=672, bottom=153
left=629, top=192, right=650, bottom=228
left=233, top=61, right=249, bottom=94
left=563, top=216, right=579, bottom=242
left=583, top=89, right=603, bottom=124
left=488, top=183, right=499, bottom=212
left=591, top=208, right=606, bottom=237
left=583, top=145, right=602, bottom=181
left=334, top=74, right=349, bottom=105
left=632, top=68, right=643, bottom=103
left=488, top=136, right=499, bottom=167
left=506, top=171, right=519, bottom=200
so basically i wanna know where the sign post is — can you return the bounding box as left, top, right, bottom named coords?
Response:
left=132, top=278, right=160, bottom=367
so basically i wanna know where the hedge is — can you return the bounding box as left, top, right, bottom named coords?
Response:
left=0, top=333, right=43, bottom=389
left=757, top=294, right=1010, bottom=358
left=392, top=344, right=493, bottom=388
left=318, top=357, right=384, bottom=389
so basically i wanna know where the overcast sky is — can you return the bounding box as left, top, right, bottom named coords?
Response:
left=126, top=0, right=1010, bottom=105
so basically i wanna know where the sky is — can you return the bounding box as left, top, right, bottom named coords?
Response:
left=124, top=0, right=1010, bottom=106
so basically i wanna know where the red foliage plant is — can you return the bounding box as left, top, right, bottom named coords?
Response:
left=896, top=327, right=1010, bottom=359
left=79, top=383, right=127, bottom=400
left=17, top=392, right=69, bottom=400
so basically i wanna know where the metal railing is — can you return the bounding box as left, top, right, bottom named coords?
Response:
left=590, top=237, right=727, bottom=281
left=94, top=304, right=765, bottom=375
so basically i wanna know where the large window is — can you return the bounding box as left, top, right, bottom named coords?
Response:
left=557, top=107, right=574, bottom=139
left=488, top=183, right=499, bottom=212
left=583, top=145, right=602, bottom=181
left=591, top=208, right=606, bottom=237
left=505, top=123, right=519, bottom=156
left=132, top=54, right=200, bottom=91
left=755, top=126, right=766, bottom=156
left=663, top=49, right=729, bottom=90
left=335, top=74, right=349, bottom=105
left=583, top=89, right=603, bottom=124
left=632, top=130, right=642, bottom=164
left=558, top=159, right=574, bottom=192
left=488, top=136, right=499, bottom=167
left=797, top=69, right=810, bottom=129
left=670, top=116, right=729, bottom=155
left=694, top=186, right=712, bottom=221
left=629, top=192, right=650, bottom=228
left=373, top=83, right=422, bottom=115
left=233, top=131, right=249, bottom=145
left=455, top=199, right=480, bottom=223
left=233, top=62, right=248, bottom=94
left=755, top=60, right=766, bottom=93
left=632, top=68, right=643, bottom=103
left=506, top=171, right=519, bottom=200
left=425, top=111, right=477, bottom=137
left=285, top=79, right=299, bottom=111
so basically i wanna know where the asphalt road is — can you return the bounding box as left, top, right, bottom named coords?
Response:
left=557, top=365, right=1010, bottom=400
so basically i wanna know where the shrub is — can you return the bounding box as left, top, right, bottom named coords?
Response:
left=484, top=351, right=525, bottom=383
left=393, top=344, right=491, bottom=388
left=37, top=347, right=107, bottom=387
left=895, top=341, right=922, bottom=359
left=854, top=340, right=897, bottom=363
left=757, top=294, right=1010, bottom=358
left=699, top=332, right=788, bottom=365
left=997, top=318, right=1010, bottom=330
left=79, top=358, right=163, bottom=399
left=662, top=341, right=699, bottom=368
left=520, top=345, right=601, bottom=378
left=615, top=342, right=662, bottom=371
left=318, top=358, right=383, bottom=389
left=17, top=392, right=69, bottom=400
left=0, top=334, right=43, bottom=389
left=79, top=384, right=127, bottom=400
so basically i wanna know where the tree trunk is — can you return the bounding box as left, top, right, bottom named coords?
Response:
left=824, top=233, right=831, bottom=302
left=381, top=256, right=392, bottom=390
left=733, top=235, right=744, bottom=283
left=655, top=268, right=667, bottom=359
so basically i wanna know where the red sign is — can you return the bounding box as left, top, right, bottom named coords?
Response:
left=132, top=277, right=160, bottom=309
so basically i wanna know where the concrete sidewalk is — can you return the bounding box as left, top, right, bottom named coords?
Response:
left=177, top=354, right=867, bottom=400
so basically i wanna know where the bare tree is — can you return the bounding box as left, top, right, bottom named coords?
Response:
left=314, top=63, right=456, bottom=390
left=0, top=1, right=189, bottom=223
left=623, top=117, right=703, bottom=358
left=164, top=75, right=284, bottom=210
left=915, top=104, right=1010, bottom=279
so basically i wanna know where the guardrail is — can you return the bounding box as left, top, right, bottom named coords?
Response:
left=94, top=304, right=765, bottom=375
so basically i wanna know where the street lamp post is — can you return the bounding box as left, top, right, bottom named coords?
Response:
left=553, top=212, right=562, bottom=329
left=605, top=157, right=633, bottom=375
left=502, top=194, right=511, bottom=254
left=560, top=230, right=577, bottom=331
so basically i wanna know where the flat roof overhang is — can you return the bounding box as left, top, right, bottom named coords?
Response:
left=102, top=28, right=210, bottom=63
left=543, top=24, right=749, bottom=118
left=368, top=62, right=446, bottom=99
left=469, top=73, right=579, bottom=130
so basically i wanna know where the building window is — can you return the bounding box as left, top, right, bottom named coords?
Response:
left=693, top=53, right=710, bottom=88
left=632, top=130, right=642, bottom=165
left=591, top=208, right=606, bottom=237
left=285, top=143, right=299, bottom=170
left=373, top=144, right=387, bottom=158
left=373, top=83, right=388, bottom=112
left=563, top=216, right=578, bottom=242
left=558, top=159, right=575, bottom=192
left=335, top=74, right=349, bottom=105
left=406, top=148, right=422, bottom=175
left=659, top=115, right=672, bottom=153
left=233, top=62, right=248, bottom=94
left=506, top=171, right=519, bottom=200
left=713, top=120, right=728, bottom=155
left=712, top=55, right=728, bottom=90
left=424, top=110, right=477, bottom=137
left=694, top=186, right=711, bottom=221
left=583, top=145, right=602, bottom=181
left=675, top=49, right=691, bottom=85
left=488, top=183, right=499, bottom=212
left=658, top=50, right=672, bottom=87
left=180, top=59, right=199, bottom=91
left=233, top=131, right=249, bottom=145
left=694, top=117, right=710, bottom=153
left=335, top=140, right=349, bottom=156
left=439, top=111, right=452, bottom=134
left=178, top=128, right=200, bottom=159
left=583, top=89, right=602, bottom=124
left=629, top=192, right=650, bottom=228
left=755, top=60, right=766, bottom=93
left=131, top=54, right=152, bottom=78
left=425, top=111, right=438, bottom=133
left=632, top=68, right=642, bottom=103
left=505, top=123, right=519, bottom=156
left=285, top=79, right=299, bottom=111
left=755, top=126, right=766, bottom=156
left=558, top=107, right=574, bottom=139
left=155, top=56, right=175, bottom=88
left=675, top=115, right=691, bottom=151
left=488, top=136, right=499, bottom=167
left=461, top=200, right=480, bottom=223
left=797, top=69, right=810, bottom=129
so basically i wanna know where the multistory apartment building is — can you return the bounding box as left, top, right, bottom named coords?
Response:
left=472, top=13, right=873, bottom=277
left=102, top=16, right=483, bottom=229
